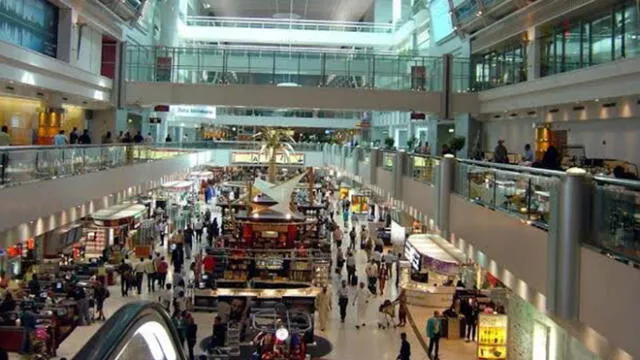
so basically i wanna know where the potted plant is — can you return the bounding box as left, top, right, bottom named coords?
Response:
left=406, top=137, right=418, bottom=152
left=383, top=137, right=395, bottom=150
left=449, top=136, right=466, bottom=155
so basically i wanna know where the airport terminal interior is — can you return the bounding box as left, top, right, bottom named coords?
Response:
left=0, top=0, right=639, bottom=359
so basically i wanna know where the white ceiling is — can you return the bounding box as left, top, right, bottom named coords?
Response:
left=199, top=0, right=374, bottom=21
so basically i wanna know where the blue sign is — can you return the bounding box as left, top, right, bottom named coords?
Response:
left=0, top=0, right=59, bottom=57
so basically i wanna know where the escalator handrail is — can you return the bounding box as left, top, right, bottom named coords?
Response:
left=72, top=301, right=186, bottom=360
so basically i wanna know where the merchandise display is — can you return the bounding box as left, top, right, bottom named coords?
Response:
left=477, top=314, right=508, bottom=360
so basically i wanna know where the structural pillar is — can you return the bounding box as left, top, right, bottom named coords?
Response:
left=436, top=154, right=455, bottom=239
left=353, top=146, right=362, bottom=178
left=370, top=148, right=381, bottom=186
left=159, top=0, right=184, bottom=47
left=392, top=150, right=407, bottom=199
left=57, top=8, right=73, bottom=63
left=527, top=26, right=541, bottom=81
left=550, top=168, right=591, bottom=319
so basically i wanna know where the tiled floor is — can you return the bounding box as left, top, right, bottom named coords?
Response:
left=13, top=199, right=477, bottom=360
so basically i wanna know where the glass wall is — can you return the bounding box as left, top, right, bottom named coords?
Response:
left=540, top=0, right=639, bottom=77
left=470, top=41, right=527, bottom=90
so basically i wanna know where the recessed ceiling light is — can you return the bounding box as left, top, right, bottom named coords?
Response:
left=594, top=98, right=599, bottom=102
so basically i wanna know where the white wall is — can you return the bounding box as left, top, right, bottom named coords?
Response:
left=70, top=24, right=103, bottom=74
left=481, top=99, right=640, bottom=167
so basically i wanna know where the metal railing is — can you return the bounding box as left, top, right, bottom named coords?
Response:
left=185, top=16, right=394, bottom=33
left=164, top=140, right=325, bottom=152
left=454, top=159, right=563, bottom=229
left=0, top=144, right=187, bottom=188
left=125, top=45, right=444, bottom=91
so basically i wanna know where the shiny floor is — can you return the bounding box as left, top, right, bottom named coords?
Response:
left=20, top=200, right=477, bottom=360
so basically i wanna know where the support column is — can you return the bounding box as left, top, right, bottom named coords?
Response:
left=454, top=113, right=480, bottom=159
left=159, top=0, right=181, bottom=47
left=57, top=8, right=73, bottom=63
left=550, top=168, right=592, bottom=319
left=370, top=148, right=381, bottom=185
left=392, top=151, right=407, bottom=199
left=353, top=146, right=362, bottom=177
left=436, top=154, right=455, bottom=239
left=527, top=26, right=541, bottom=81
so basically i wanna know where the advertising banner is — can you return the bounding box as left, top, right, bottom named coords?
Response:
left=231, top=151, right=304, bottom=165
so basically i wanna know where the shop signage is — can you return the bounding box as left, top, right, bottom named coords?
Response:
left=404, top=241, right=421, bottom=271
left=172, top=105, right=217, bottom=119
left=231, top=152, right=305, bottom=165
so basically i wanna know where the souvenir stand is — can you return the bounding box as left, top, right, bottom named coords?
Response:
left=85, top=203, right=148, bottom=259
left=193, top=173, right=329, bottom=344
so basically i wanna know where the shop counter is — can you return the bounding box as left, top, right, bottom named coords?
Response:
left=402, top=281, right=456, bottom=308
left=193, top=286, right=320, bottom=312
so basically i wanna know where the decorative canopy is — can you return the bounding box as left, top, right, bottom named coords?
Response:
left=252, top=172, right=307, bottom=215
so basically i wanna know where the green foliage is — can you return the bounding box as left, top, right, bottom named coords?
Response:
left=383, top=137, right=395, bottom=149
left=449, top=136, right=466, bottom=153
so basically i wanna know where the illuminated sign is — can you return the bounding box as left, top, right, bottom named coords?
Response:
left=172, top=105, right=217, bottom=119
left=231, top=152, right=305, bottom=165
left=404, top=241, right=421, bottom=271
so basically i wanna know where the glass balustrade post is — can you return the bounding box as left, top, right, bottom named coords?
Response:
left=549, top=168, right=593, bottom=320
left=437, top=154, right=456, bottom=240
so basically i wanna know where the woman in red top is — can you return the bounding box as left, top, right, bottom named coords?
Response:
left=203, top=254, right=216, bottom=274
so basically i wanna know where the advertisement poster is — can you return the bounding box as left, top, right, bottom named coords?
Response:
left=0, top=0, right=59, bottom=57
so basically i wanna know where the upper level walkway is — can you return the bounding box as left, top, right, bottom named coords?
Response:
left=124, top=45, right=478, bottom=113
left=179, top=16, right=394, bottom=48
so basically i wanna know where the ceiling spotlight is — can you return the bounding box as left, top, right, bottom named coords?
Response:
left=203, top=3, right=211, bottom=9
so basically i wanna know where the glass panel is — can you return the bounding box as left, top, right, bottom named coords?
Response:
left=565, top=24, right=582, bottom=71
left=613, top=9, right=624, bottom=60
left=411, top=156, right=439, bottom=184
left=582, top=22, right=591, bottom=67
left=591, top=14, right=613, bottom=65
left=591, top=183, right=640, bottom=263
left=624, top=4, right=640, bottom=58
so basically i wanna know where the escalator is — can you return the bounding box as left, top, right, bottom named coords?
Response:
left=73, top=302, right=187, bottom=360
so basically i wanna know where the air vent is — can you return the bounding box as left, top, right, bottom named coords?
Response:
left=62, top=97, right=68, bottom=101
left=527, top=111, right=536, bottom=116
left=510, top=113, right=517, bottom=117
left=36, top=92, right=44, bottom=97
left=493, top=115, right=501, bottom=119
left=637, top=99, right=640, bottom=105
left=549, top=108, right=559, bottom=113
left=602, top=102, right=617, bottom=108
left=82, top=101, right=88, bottom=105
left=573, top=105, right=585, bottom=111
left=5, top=86, right=14, bottom=91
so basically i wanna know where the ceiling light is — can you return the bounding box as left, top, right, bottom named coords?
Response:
left=202, top=3, right=211, bottom=9
left=594, top=98, right=599, bottom=102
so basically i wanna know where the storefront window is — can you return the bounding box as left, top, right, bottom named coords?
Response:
left=624, top=5, right=639, bottom=58
left=590, top=14, right=613, bottom=65
left=539, top=1, right=638, bottom=78
left=471, top=41, right=527, bottom=90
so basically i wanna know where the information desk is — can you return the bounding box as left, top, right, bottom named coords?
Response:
left=402, top=280, right=457, bottom=308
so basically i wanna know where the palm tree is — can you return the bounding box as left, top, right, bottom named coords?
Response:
left=253, top=128, right=296, bottom=183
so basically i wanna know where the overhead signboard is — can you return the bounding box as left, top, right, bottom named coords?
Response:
left=231, top=152, right=305, bottom=165
left=172, top=105, right=217, bottom=119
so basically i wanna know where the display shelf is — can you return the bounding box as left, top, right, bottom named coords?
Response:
left=477, top=314, right=508, bottom=360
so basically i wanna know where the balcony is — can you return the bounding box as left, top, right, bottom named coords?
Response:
left=179, top=16, right=394, bottom=47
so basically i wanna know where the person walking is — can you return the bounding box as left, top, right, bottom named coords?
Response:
left=426, top=311, right=442, bottom=360
left=194, top=217, right=204, bottom=244
left=365, top=261, right=379, bottom=294
left=493, top=140, right=509, bottom=163
left=394, top=290, right=408, bottom=327
left=337, top=280, right=349, bottom=323
left=185, top=313, right=198, bottom=360
left=184, top=225, right=194, bottom=259
left=397, top=332, right=411, bottom=360
left=315, top=286, right=332, bottom=332
left=133, top=258, right=145, bottom=295
left=94, top=279, right=109, bottom=321
left=157, top=256, right=169, bottom=288
left=348, top=227, right=357, bottom=251
left=145, top=255, right=157, bottom=293
left=118, top=257, right=132, bottom=296
left=378, top=263, right=389, bottom=296
left=354, top=282, right=374, bottom=329
left=346, top=251, right=356, bottom=286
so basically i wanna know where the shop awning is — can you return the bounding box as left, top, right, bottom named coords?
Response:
left=91, top=204, right=147, bottom=221
left=405, top=234, right=470, bottom=276
left=161, top=181, right=194, bottom=191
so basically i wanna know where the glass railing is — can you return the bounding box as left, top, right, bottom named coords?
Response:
left=453, top=0, right=479, bottom=23
left=185, top=16, right=394, bottom=33
left=125, top=45, right=444, bottom=91
left=167, top=141, right=325, bottom=152
left=455, top=159, right=563, bottom=229
left=410, top=154, right=439, bottom=184
left=590, top=176, right=640, bottom=265
left=452, top=58, right=471, bottom=93
left=216, top=107, right=362, bottom=119
left=0, top=145, right=188, bottom=189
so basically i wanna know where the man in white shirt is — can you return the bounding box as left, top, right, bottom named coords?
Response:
left=365, top=261, right=379, bottom=294
left=159, top=283, right=173, bottom=311
left=353, top=281, right=374, bottom=329
left=337, top=280, right=349, bottom=323
left=194, top=218, right=204, bottom=243
left=133, top=258, right=146, bottom=295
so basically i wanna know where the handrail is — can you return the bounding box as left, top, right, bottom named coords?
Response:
left=593, top=175, right=640, bottom=190
left=73, top=301, right=186, bottom=360
left=185, top=15, right=394, bottom=33
left=458, top=158, right=566, bottom=178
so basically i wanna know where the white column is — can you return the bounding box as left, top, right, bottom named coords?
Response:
left=159, top=0, right=181, bottom=47
left=376, top=0, right=393, bottom=24
left=527, top=27, right=541, bottom=81
left=57, top=8, right=73, bottom=63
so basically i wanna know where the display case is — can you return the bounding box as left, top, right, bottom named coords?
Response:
left=477, top=314, right=508, bottom=360
left=350, top=194, right=369, bottom=214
